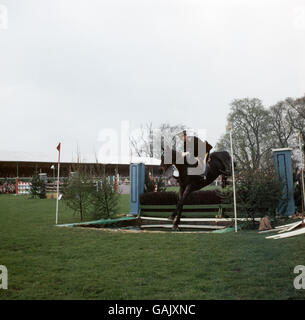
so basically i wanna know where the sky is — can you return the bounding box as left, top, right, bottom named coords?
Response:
left=0, top=0, right=305, bottom=163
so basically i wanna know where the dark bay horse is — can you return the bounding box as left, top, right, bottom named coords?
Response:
left=160, top=145, right=232, bottom=230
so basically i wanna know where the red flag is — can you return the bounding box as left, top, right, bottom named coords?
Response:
left=56, top=142, right=61, bottom=163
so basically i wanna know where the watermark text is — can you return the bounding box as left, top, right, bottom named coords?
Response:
left=0, top=265, right=8, bottom=290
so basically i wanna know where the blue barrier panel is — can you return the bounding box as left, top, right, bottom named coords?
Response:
left=129, top=163, right=145, bottom=216
left=273, top=148, right=295, bottom=216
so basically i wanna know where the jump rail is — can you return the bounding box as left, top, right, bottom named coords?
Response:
left=139, top=202, right=238, bottom=231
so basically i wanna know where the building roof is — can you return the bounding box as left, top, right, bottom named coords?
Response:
left=0, top=150, right=161, bottom=166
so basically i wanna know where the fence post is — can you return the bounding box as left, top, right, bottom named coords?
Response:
left=129, top=163, right=145, bottom=216
left=273, top=148, right=295, bottom=216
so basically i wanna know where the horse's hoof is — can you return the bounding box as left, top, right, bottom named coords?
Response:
left=172, top=224, right=180, bottom=231
left=172, top=218, right=180, bottom=231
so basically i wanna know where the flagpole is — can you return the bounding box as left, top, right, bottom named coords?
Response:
left=229, top=124, right=238, bottom=232
left=55, top=143, right=61, bottom=225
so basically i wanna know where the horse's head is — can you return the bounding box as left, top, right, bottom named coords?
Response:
left=220, top=152, right=232, bottom=176
left=208, top=151, right=232, bottom=178
left=203, top=151, right=232, bottom=188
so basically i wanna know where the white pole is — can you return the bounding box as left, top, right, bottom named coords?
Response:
left=55, top=163, right=60, bottom=225
left=55, top=143, right=61, bottom=225
left=229, top=128, right=238, bottom=232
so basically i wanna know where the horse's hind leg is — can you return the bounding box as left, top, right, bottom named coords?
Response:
left=168, top=185, right=185, bottom=220
left=173, top=185, right=192, bottom=230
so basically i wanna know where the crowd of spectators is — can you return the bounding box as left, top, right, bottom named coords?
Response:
left=0, top=179, right=16, bottom=194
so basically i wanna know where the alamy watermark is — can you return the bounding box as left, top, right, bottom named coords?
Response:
left=0, top=265, right=8, bottom=290
left=0, top=4, right=8, bottom=30
left=97, top=121, right=208, bottom=175
left=293, top=265, right=305, bottom=289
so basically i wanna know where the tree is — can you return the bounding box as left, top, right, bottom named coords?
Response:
left=216, top=98, right=272, bottom=170
left=90, top=163, right=120, bottom=220
left=30, top=172, right=46, bottom=199
left=269, top=95, right=305, bottom=167
left=92, top=176, right=119, bottom=220
left=221, top=167, right=282, bottom=227
left=63, top=159, right=121, bottom=221
left=216, top=94, right=305, bottom=221
left=62, top=165, right=94, bottom=221
left=286, top=96, right=305, bottom=148
left=130, top=122, right=187, bottom=158
left=269, top=101, right=294, bottom=148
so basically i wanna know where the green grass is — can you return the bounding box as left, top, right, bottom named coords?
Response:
left=1, top=194, right=305, bottom=300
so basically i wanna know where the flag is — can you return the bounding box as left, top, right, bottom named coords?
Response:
left=56, top=142, right=61, bottom=163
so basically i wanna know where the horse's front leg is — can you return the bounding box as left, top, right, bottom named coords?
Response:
left=173, top=184, right=192, bottom=230
left=169, top=185, right=185, bottom=220
left=221, top=174, right=227, bottom=188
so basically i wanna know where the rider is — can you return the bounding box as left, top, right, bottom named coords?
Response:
left=182, top=134, right=213, bottom=178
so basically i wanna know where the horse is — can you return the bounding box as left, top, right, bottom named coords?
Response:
left=160, top=144, right=232, bottom=230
